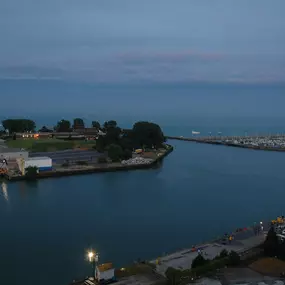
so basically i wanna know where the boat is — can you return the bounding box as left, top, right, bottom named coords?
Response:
left=192, top=131, right=200, bottom=135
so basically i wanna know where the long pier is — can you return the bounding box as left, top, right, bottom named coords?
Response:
left=167, top=134, right=285, bottom=141
left=166, top=134, right=285, bottom=152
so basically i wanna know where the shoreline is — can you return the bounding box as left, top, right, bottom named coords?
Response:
left=72, top=218, right=273, bottom=284
left=167, top=136, right=285, bottom=152
left=4, top=144, right=173, bottom=182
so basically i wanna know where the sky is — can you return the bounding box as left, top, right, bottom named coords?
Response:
left=0, top=0, right=285, bottom=83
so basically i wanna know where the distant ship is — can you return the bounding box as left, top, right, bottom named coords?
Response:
left=192, top=131, right=200, bottom=135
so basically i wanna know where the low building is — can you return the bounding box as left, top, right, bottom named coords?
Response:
left=95, top=264, right=116, bottom=284
left=76, top=128, right=99, bottom=136
left=0, top=148, right=29, bottom=160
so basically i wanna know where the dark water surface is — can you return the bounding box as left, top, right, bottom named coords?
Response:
left=1, top=140, right=285, bottom=285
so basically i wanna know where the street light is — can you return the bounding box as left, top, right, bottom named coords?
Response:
left=87, top=250, right=99, bottom=280
left=88, top=251, right=94, bottom=262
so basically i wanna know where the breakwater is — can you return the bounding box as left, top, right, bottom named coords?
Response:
left=166, top=135, right=285, bottom=152
left=4, top=145, right=173, bottom=182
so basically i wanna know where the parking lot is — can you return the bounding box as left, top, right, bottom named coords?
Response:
left=30, top=150, right=102, bottom=164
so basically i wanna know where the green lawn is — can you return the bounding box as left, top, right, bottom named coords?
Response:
left=6, top=138, right=96, bottom=152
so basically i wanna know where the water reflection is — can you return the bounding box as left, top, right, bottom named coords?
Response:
left=19, top=180, right=39, bottom=199
left=1, top=181, right=8, bottom=202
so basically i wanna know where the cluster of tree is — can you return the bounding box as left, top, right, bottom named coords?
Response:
left=165, top=250, right=240, bottom=284
left=1, top=118, right=165, bottom=161
left=38, top=126, right=53, bottom=133
left=1, top=118, right=118, bottom=134
left=25, top=166, right=38, bottom=180
left=55, top=119, right=72, bottom=132
left=191, top=249, right=240, bottom=269
left=95, top=120, right=165, bottom=162
left=263, top=226, right=285, bottom=259
left=54, top=118, right=101, bottom=132
left=1, top=119, right=36, bottom=133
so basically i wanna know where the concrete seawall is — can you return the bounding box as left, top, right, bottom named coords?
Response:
left=150, top=220, right=269, bottom=277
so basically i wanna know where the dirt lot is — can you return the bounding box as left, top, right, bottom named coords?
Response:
left=250, top=257, right=285, bottom=276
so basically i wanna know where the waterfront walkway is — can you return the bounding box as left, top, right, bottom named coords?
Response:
left=150, top=222, right=269, bottom=276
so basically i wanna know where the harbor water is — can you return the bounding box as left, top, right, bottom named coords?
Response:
left=1, top=82, right=285, bottom=285
left=1, top=139, right=285, bottom=285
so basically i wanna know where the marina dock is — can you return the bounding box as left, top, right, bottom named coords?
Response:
left=166, top=134, right=285, bottom=151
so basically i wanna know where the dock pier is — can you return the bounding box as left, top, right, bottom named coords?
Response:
left=166, top=134, right=285, bottom=152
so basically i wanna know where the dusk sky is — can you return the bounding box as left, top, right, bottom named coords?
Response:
left=0, top=0, right=285, bottom=83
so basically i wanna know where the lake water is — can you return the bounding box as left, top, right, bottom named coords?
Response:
left=1, top=82, right=285, bottom=285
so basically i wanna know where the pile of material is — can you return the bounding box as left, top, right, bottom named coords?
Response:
left=121, top=157, right=153, bottom=165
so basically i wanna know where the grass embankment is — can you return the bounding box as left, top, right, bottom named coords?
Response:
left=6, top=138, right=96, bottom=152
left=115, top=264, right=155, bottom=278
left=250, top=257, right=285, bottom=276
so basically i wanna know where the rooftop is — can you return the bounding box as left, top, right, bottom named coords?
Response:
left=0, top=148, right=27, bottom=153
left=26, top=156, right=51, bottom=160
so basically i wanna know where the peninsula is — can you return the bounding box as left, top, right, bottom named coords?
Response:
left=0, top=118, right=173, bottom=181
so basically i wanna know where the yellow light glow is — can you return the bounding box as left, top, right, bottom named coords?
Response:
left=88, top=251, right=94, bottom=261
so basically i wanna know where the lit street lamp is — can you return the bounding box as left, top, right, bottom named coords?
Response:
left=87, top=250, right=99, bottom=280
left=88, top=251, right=94, bottom=262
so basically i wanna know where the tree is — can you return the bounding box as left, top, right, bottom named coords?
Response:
left=105, top=127, right=121, bottom=145
left=191, top=254, right=209, bottom=269
left=264, top=226, right=279, bottom=257
left=165, top=267, right=181, bottom=285
left=228, top=251, right=240, bottom=266
left=132, top=121, right=165, bottom=148
left=108, top=144, right=123, bottom=162
left=219, top=249, right=229, bottom=258
left=279, top=241, right=285, bottom=260
left=38, top=126, right=52, bottom=132
left=73, top=118, right=85, bottom=130
left=56, top=120, right=71, bottom=132
left=92, top=121, right=101, bottom=129
left=95, top=136, right=106, bottom=152
left=122, top=149, right=133, bottom=160
left=25, top=166, right=38, bottom=180
left=2, top=119, right=36, bottom=133
left=103, top=120, right=117, bottom=130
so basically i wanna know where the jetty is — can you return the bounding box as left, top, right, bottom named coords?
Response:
left=166, top=134, right=285, bottom=151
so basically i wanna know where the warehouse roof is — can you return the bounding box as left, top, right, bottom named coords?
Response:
left=27, top=156, right=51, bottom=160
left=0, top=148, right=27, bottom=153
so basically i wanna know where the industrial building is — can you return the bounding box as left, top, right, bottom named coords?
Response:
left=0, top=148, right=29, bottom=160
left=17, top=156, right=52, bottom=175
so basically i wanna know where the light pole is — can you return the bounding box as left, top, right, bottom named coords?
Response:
left=87, top=251, right=99, bottom=280
left=260, top=221, right=263, bottom=232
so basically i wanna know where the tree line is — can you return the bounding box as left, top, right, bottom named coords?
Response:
left=1, top=118, right=166, bottom=162
left=1, top=118, right=102, bottom=133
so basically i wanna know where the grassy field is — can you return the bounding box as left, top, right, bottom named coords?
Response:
left=6, top=138, right=96, bottom=152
